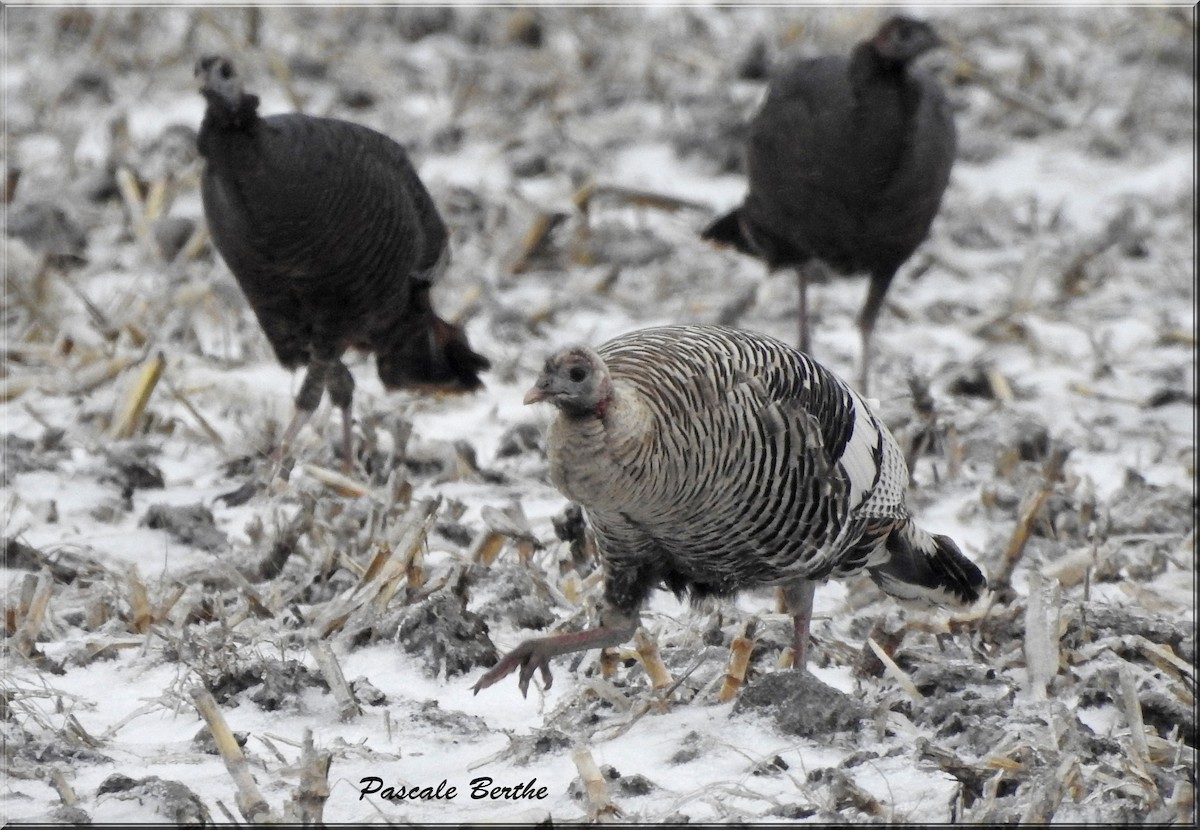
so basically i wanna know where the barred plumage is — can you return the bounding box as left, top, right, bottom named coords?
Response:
left=474, top=324, right=985, bottom=696
left=195, top=55, right=488, bottom=472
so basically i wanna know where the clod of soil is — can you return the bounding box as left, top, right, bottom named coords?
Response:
left=396, top=590, right=499, bottom=678
left=141, top=503, right=227, bottom=552
left=96, top=774, right=212, bottom=824
left=733, top=671, right=867, bottom=737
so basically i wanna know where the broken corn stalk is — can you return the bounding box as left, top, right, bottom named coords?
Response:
left=718, top=619, right=757, bottom=702
left=469, top=530, right=506, bottom=565
left=572, top=747, right=619, bottom=821
left=301, top=464, right=370, bottom=498
left=110, top=351, right=165, bottom=439
left=633, top=628, right=673, bottom=691
left=190, top=687, right=274, bottom=823
left=867, top=636, right=924, bottom=701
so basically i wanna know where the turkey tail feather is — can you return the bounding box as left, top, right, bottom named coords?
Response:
left=433, top=315, right=491, bottom=391
left=868, top=523, right=986, bottom=607
left=376, top=309, right=489, bottom=393
left=701, top=208, right=758, bottom=257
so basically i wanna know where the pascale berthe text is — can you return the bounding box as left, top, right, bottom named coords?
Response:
left=358, top=776, right=549, bottom=801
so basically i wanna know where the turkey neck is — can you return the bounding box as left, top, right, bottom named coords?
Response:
left=846, top=42, right=922, bottom=189
left=199, top=87, right=260, bottom=134
left=545, top=383, right=654, bottom=511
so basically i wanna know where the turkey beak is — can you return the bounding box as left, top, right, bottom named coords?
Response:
left=524, top=381, right=550, bottom=405
left=921, top=28, right=946, bottom=53
left=194, top=55, right=217, bottom=88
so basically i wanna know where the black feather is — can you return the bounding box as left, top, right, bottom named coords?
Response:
left=737, top=16, right=955, bottom=276
left=870, top=530, right=987, bottom=606
left=195, top=55, right=488, bottom=397
left=700, top=208, right=757, bottom=257
left=705, top=17, right=956, bottom=386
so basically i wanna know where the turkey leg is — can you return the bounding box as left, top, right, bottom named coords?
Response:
left=326, top=360, right=356, bottom=473
left=795, top=264, right=811, bottom=355
left=781, top=578, right=817, bottom=671
left=473, top=611, right=640, bottom=697
left=856, top=266, right=898, bottom=394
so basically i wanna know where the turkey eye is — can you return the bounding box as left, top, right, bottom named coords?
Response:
left=568, top=367, right=587, bottom=383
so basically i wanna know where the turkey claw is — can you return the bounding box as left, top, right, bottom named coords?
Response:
left=472, top=640, right=555, bottom=696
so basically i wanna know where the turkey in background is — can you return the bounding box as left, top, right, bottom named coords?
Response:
left=704, top=16, right=957, bottom=393
left=195, top=54, right=489, bottom=477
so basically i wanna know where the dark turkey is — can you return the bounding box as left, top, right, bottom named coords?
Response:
left=473, top=324, right=985, bottom=696
left=195, top=55, right=488, bottom=470
left=703, top=16, right=956, bottom=393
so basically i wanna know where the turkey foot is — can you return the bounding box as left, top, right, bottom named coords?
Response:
left=471, top=638, right=557, bottom=697
left=473, top=616, right=639, bottom=697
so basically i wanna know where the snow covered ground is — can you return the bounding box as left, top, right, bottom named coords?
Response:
left=3, top=4, right=1194, bottom=824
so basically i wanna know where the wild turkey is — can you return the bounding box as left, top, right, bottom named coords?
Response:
left=473, top=324, right=985, bottom=696
left=195, top=55, right=488, bottom=471
left=703, top=16, right=956, bottom=393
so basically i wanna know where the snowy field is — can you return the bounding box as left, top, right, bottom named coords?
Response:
left=2, top=3, right=1195, bottom=824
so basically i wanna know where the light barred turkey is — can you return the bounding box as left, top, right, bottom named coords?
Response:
left=474, top=324, right=985, bottom=696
